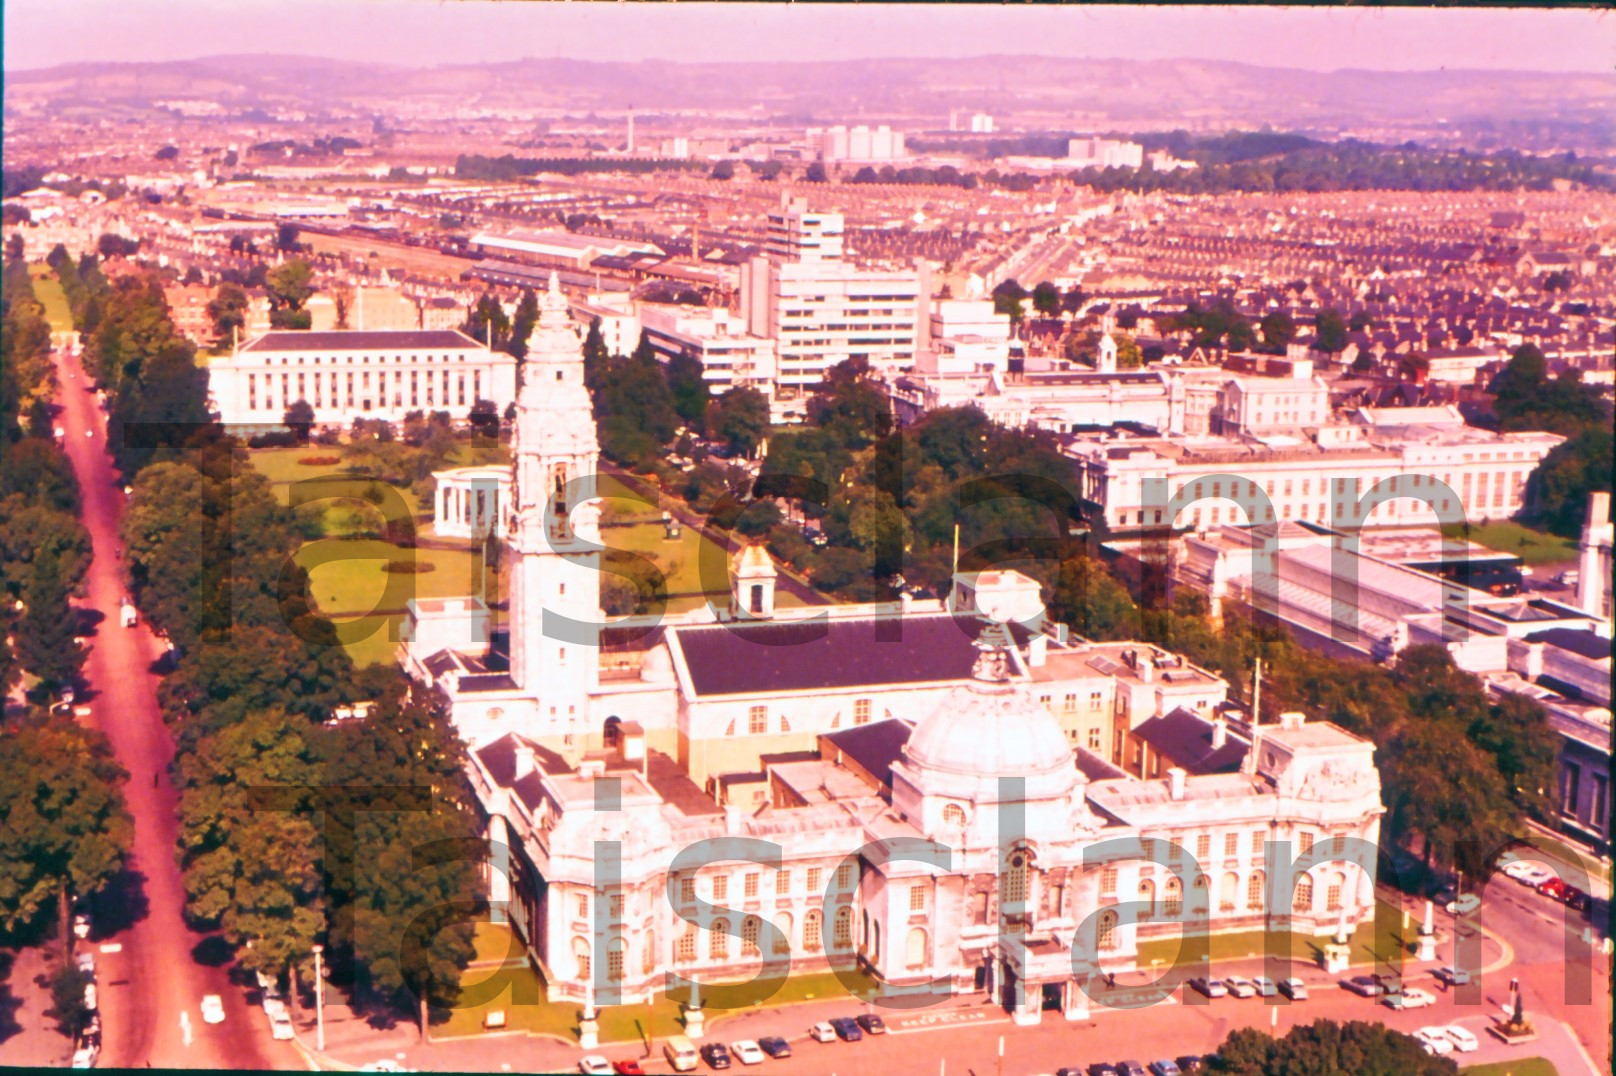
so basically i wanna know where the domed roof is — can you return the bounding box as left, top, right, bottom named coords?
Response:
left=904, top=625, right=1075, bottom=779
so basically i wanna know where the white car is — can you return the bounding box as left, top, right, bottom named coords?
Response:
left=76, top=951, right=96, bottom=976
left=83, top=983, right=98, bottom=1012
left=1515, top=865, right=1555, bottom=888
left=1384, top=986, right=1437, bottom=1010
left=200, top=994, right=225, bottom=1024
left=1251, top=976, right=1278, bottom=997
left=1440, top=1025, right=1479, bottom=1053
left=1223, top=976, right=1258, bottom=998
left=1445, top=893, right=1481, bottom=916
left=577, top=1057, right=613, bottom=1076
left=731, top=1040, right=766, bottom=1065
left=808, top=1021, right=838, bottom=1043
left=73, top=913, right=91, bottom=940
left=1415, top=1027, right=1454, bottom=1055
left=71, top=1043, right=99, bottom=1069
left=1278, top=977, right=1309, bottom=1000
left=269, top=1008, right=295, bottom=1040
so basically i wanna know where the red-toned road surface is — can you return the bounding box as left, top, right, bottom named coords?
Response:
left=54, top=348, right=300, bottom=1070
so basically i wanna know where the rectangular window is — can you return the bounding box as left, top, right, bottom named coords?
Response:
left=748, top=705, right=767, bottom=735
left=1300, top=831, right=1315, bottom=854
left=910, top=885, right=926, bottom=912
left=1087, top=727, right=1101, bottom=750
left=1101, top=867, right=1117, bottom=894
left=837, top=863, right=855, bottom=891
left=1252, top=830, right=1266, bottom=859
left=1063, top=693, right=1077, bottom=713
left=807, top=867, right=823, bottom=893
left=777, top=869, right=791, bottom=895
left=711, top=875, right=728, bottom=901
left=1225, top=833, right=1239, bottom=858
left=744, top=873, right=759, bottom=899
left=1196, top=834, right=1211, bottom=862
left=680, top=876, right=695, bottom=905
left=1089, top=691, right=1103, bottom=710
left=1332, top=834, right=1346, bottom=856
left=1168, top=836, right=1183, bottom=863
left=607, top=948, right=624, bottom=981
left=854, top=698, right=871, bottom=725
left=609, top=894, right=624, bottom=920
left=577, top=895, right=589, bottom=919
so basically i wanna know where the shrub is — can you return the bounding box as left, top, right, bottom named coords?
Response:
left=382, top=560, right=435, bottom=574
left=298, top=455, right=341, bottom=466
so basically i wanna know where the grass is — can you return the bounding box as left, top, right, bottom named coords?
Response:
left=1461, top=1059, right=1558, bottom=1076
left=1441, top=521, right=1579, bottom=567
left=296, top=539, right=494, bottom=614
left=1135, top=899, right=1409, bottom=972
left=29, top=265, right=74, bottom=333
left=442, top=925, right=886, bottom=1046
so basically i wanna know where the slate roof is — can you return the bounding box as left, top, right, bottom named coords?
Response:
left=240, top=329, right=481, bottom=352
left=1526, top=628, right=1613, bottom=662
left=1130, top=707, right=1247, bottom=775
left=822, top=719, right=913, bottom=791
left=672, top=613, right=1027, bottom=697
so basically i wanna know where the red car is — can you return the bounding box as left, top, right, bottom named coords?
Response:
left=613, top=1062, right=646, bottom=1076
left=1538, top=877, right=1591, bottom=911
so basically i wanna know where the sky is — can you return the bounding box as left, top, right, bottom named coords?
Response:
left=5, top=2, right=1614, bottom=75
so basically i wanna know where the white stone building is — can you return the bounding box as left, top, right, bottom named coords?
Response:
left=400, top=275, right=1385, bottom=1020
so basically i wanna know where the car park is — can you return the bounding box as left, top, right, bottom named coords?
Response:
left=200, top=994, right=225, bottom=1024
left=808, top=1022, right=837, bottom=1043
left=829, top=1016, right=863, bottom=1041
left=1414, top=1027, right=1454, bottom=1056
left=730, top=1040, right=766, bottom=1066
left=1432, top=965, right=1471, bottom=987
left=1341, top=976, right=1382, bottom=997
left=1440, top=1026, right=1479, bottom=1053
left=1250, top=976, right=1277, bottom=997
left=1148, top=1062, right=1182, bottom=1076
left=855, top=1013, right=888, bottom=1034
left=1277, top=978, right=1308, bottom=1000
left=700, top=1042, right=732, bottom=1069
left=1187, top=977, right=1227, bottom=998
left=1383, top=986, right=1437, bottom=1010
left=577, top=1058, right=613, bottom=1076
left=1223, top=976, right=1257, bottom=999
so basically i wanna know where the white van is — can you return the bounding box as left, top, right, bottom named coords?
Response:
left=663, top=1035, right=699, bottom=1072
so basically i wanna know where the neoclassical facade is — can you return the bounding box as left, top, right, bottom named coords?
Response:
left=403, top=275, right=1385, bottom=1022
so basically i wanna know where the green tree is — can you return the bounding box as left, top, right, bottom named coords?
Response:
left=992, top=279, right=1027, bottom=323
left=805, top=357, right=891, bottom=450
left=1259, top=311, right=1297, bottom=350
left=706, top=386, right=770, bottom=458
left=0, top=714, right=133, bottom=936
left=507, top=288, right=539, bottom=361
left=207, top=283, right=249, bottom=347
left=710, top=160, right=735, bottom=181
left=49, top=961, right=93, bottom=1038
left=17, top=551, right=84, bottom=693
left=265, top=259, right=315, bottom=317
left=666, top=351, right=710, bottom=426
left=284, top=399, right=315, bottom=443
left=804, top=162, right=829, bottom=183
left=1031, top=280, right=1061, bottom=318
left=1314, top=308, right=1349, bottom=353
left=1211, top=1018, right=1456, bottom=1075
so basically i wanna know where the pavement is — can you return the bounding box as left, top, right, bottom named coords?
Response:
left=12, top=347, right=305, bottom=1069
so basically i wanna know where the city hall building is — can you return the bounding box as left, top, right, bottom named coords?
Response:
left=206, top=328, right=517, bottom=429
left=402, top=276, right=1384, bottom=1023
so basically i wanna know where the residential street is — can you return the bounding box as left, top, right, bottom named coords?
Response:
left=4, top=346, right=300, bottom=1070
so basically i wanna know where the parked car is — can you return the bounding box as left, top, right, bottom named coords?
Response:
left=1341, top=976, right=1383, bottom=997
left=76, top=951, right=95, bottom=977
left=829, top=1016, right=863, bottom=1042
left=269, top=1008, right=294, bottom=1040
left=71, top=1041, right=99, bottom=1069
left=1251, top=976, right=1278, bottom=997
left=1056, top=1068, right=1087, bottom=1076
left=83, top=983, right=97, bottom=1012
left=1372, top=972, right=1403, bottom=995
left=730, top=1040, right=765, bottom=1066
left=1223, top=976, right=1257, bottom=999
left=1187, top=977, right=1227, bottom=998
left=577, top=1058, right=613, bottom=1076
left=1084, top=1066, right=1120, bottom=1076
left=1440, top=1025, right=1479, bottom=1053
left=699, top=1042, right=732, bottom=1069
left=1432, top=965, right=1471, bottom=987
left=1414, top=1027, right=1454, bottom=1056
left=1118, top=1063, right=1148, bottom=1076
left=200, top=994, right=225, bottom=1024
left=1514, top=864, right=1556, bottom=888
left=1445, top=893, right=1482, bottom=916
left=1174, top=1058, right=1205, bottom=1073
left=612, top=1062, right=645, bottom=1076
left=808, top=1022, right=837, bottom=1043
left=73, top=912, right=91, bottom=940
left=757, top=1037, right=791, bottom=1059
left=855, top=1013, right=888, bottom=1035
left=1277, top=978, right=1309, bottom=1000
left=1148, top=1062, right=1182, bottom=1076
left=1384, top=986, right=1437, bottom=1010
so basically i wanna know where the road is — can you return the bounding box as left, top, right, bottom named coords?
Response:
left=53, top=347, right=298, bottom=1070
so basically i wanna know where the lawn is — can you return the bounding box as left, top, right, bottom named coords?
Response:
left=1441, top=521, right=1579, bottom=567
left=296, top=539, right=494, bottom=615
left=29, top=265, right=74, bottom=333
left=441, top=924, right=885, bottom=1046
left=1461, top=1059, right=1558, bottom=1076
left=1135, top=899, right=1409, bottom=972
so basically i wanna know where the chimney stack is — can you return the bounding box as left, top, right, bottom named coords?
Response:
left=1166, top=767, right=1187, bottom=801
left=1210, top=717, right=1227, bottom=750
left=513, top=740, right=536, bottom=780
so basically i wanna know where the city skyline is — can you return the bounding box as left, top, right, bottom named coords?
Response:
left=6, top=1, right=1615, bottom=74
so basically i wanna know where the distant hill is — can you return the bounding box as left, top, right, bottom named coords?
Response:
left=7, top=53, right=1613, bottom=145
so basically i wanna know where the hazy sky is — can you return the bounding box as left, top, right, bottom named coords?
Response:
left=5, top=2, right=1613, bottom=74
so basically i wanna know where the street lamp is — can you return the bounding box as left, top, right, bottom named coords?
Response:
left=312, top=943, right=325, bottom=1052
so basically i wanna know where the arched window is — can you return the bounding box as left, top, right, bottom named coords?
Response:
left=860, top=911, right=870, bottom=954
left=1097, top=909, right=1118, bottom=951
left=675, top=926, right=697, bottom=964
left=773, top=912, right=793, bottom=955
left=1003, top=849, right=1030, bottom=904
left=1138, top=878, right=1156, bottom=920
left=804, top=909, right=823, bottom=952
left=942, top=803, right=967, bottom=827
left=833, top=906, right=853, bottom=951
left=1163, top=876, right=1183, bottom=917
left=1219, top=871, right=1240, bottom=913
left=870, top=919, right=881, bottom=963
left=1247, top=870, right=1266, bottom=912
left=710, top=918, right=730, bottom=960
left=742, top=915, right=761, bottom=956
left=1326, top=871, right=1346, bottom=912
left=573, top=937, right=591, bottom=981
left=973, top=891, right=990, bottom=925
left=606, top=937, right=626, bottom=982
left=1192, top=874, right=1211, bottom=916
left=905, top=927, right=928, bottom=970
left=1293, top=874, right=1314, bottom=914
left=642, top=928, right=656, bottom=974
